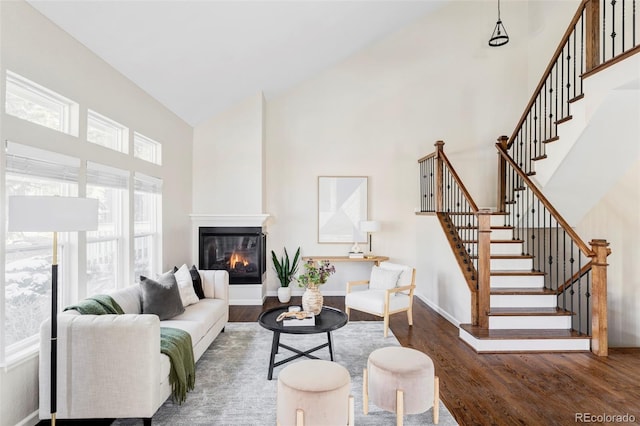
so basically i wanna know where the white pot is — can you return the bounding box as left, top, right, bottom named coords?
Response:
left=277, top=286, right=291, bottom=303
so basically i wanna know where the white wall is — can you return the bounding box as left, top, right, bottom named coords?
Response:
left=0, top=2, right=193, bottom=425
left=262, top=0, right=532, bottom=294
left=577, top=160, right=640, bottom=347
left=192, top=93, right=265, bottom=214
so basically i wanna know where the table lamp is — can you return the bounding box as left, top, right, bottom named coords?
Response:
left=8, top=196, right=98, bottom=426
left=359, top=220, right=380, bottom=256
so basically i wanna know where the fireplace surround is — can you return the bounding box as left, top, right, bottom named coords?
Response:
left=199, top=226, right=266, bottom=285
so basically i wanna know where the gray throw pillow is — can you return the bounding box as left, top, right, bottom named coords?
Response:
left=139, top=271, right=185, bottom=320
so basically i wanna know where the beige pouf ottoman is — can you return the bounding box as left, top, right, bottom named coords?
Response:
left=364, top=346, right=439, bottom=425
left=277, top=359, right=354, bottom=426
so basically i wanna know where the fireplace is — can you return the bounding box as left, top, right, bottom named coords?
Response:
left=198, top=227, right=266, bottom=285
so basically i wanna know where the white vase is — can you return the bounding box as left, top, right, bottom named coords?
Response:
left=277, top=286, right=291, bottom=303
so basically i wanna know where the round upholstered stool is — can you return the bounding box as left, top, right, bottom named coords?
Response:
left=364, top=346, right=439, bottom=425
left=277, top=359, right=354, bottom=426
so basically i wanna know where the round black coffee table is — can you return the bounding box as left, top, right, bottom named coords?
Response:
left=258, top=306, right=348, bottom=380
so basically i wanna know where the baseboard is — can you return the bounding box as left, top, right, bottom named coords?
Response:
left=415, top=294, right=461, bottom=328
left=15, top=410, right=38, bottom=426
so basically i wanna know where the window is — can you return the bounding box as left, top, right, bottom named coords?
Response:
left=133, top=132, right=162, bottom=165
left=87, top=110, right=129, bottom=154
left=86, top=162, right=129, bottom=295
left=4, top=143, right=79, bottom=349
left=4, top=71, right=79, bottom=136
left=134, top=173, right=162, bottom=280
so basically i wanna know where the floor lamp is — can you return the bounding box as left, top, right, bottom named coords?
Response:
left=8, top=196, right=98, bottom=426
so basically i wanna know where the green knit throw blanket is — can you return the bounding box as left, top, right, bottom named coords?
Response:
left=64, top=294, right=195, bottom=404
left=160, top=327, right=196, bottom=404
left=64, top=294, right=124, bottom=315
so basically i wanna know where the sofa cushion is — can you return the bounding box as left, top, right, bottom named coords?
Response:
left=190, top=265, right=205, bottom=299
left=107, top=286, right=142, bottom=314
left=168, top=299, right=227, bottom=346
left=160, top=319, right=204, bottom=348
left=140, top=271, right=185, bottom=320
left=174, top=264, right=199, bottom=307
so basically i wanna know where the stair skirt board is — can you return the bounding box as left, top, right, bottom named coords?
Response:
left=489, top=315, right=572, bottom=329
left=490, top=274, right=544, bottom=287
left=490, top=294, right=557, bottom=308
left=459, top=329, right=591, bottom=352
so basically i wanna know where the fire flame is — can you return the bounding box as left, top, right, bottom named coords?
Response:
left=229, top=252, right=250, bottom=269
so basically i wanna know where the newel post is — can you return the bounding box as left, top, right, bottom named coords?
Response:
left=590, top=239, right=610, bottom=356
left=585, top=0, right=601, bottom=72
left=476, top=210, right=492, bottom=328
left=435, top=141, right=445, bottom=213
left=496, top=136, right=508, bottom=213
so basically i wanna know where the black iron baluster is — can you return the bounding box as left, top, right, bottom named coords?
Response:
left=586, top=272, right=591, bottom=335
left=560, top=49, right=565, bottom=119
left=603, top=0, right=607, bottom=62
left=555, top=218, right=560, bottom=293
left=573, top=23, right=577, bottom=100
left=581, top=11, right=585, bottom=96
left=577, top=251, right=583, bottom=334
left=554, top=62, right=559, bottom=137
left=562, top=230, right=567, bottom=309
left=633, top=0, right=636, bottom=47
left=542, top=205, right=548, bottom=287
left=566, top=40, right=572, bottom=116
left=612, top=0, right=617, bottom=58
left=569, top=242, right=575, bottom=327
left=623, top=0, right=626, bottom=52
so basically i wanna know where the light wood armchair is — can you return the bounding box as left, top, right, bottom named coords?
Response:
left=344, top=262, right=416, bottom=338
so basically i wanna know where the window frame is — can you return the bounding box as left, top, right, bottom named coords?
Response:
left=5, top=70, right=79, bottom=136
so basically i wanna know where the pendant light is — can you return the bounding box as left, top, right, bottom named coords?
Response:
left=489, top=0, right=509, bottom=47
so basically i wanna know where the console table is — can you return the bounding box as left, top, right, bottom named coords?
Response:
left=302, top=255, right=389, bottom=266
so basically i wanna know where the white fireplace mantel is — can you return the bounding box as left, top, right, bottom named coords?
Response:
left=189, top=213, right=270, bottom=228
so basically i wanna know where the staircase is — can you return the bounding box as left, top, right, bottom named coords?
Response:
left=416, top=0, right=638, bottom=356
left=459, top=213, right=591, bottom=353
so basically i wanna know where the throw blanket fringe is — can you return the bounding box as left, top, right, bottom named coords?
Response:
left=161, top=327, right=196, bottom=404
left=64, top=294, right=124, bottom=315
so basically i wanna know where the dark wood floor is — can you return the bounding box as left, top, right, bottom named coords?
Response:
left=234, top=296, right=640, bottom=426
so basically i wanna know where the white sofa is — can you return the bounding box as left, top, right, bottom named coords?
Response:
left=38, top=270, right=229, bottom=423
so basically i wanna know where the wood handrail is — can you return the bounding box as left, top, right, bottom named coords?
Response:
left=417, top=152, right=437, bottom=163
left=496, top=144, right=594, bottom=257
left=439, top=151, right=479, bottom=212
left=555, top=262, right=593, bottom=294
left=508, top=0, right=590, bottom=148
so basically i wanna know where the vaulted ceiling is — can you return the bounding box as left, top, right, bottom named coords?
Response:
left=28, top=1, right=446, bottom=126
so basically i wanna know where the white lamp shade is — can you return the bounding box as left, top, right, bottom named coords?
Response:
left=8, top=196, right=99, bottom=232
left=359, top=220, right=380, bottom=233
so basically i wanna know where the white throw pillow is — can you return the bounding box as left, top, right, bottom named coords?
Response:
left=368, top=266, right=401, bottom=292
left=175, top=263, right=199, bottom=307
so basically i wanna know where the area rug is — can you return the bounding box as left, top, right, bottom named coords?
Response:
left=114, top=321, right=457, bottom=425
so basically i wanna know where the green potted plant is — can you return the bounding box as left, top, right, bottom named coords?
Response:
left=271, top=247, right=301, bottom=303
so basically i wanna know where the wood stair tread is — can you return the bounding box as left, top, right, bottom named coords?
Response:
left=471, top=254, right=533, bottom=259
left=461, top=239, right=523, bottom=244
left=491, top=287, right=556, bottom=295
left=490, top=270, right=544, bottom=276
left=456, top=225, right=514, bottom=230
left=489, top=307, right=572, bottom=316
left=460, top=324, right=588, bottom=340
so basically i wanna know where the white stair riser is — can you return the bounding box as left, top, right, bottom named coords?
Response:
left=490, top=215, right=509, bottom=227
left=467, top=242, right=523, bottom=255
left=491, top=274, right=544, bottom=288
left=464, top=229, right=513, bottom=240
left=490, top=258, right=533, bottom=270
left=491, top=294, right=557, bottom=308
left=489, top=315, right=572, bottom=329
left=459, top=329, right=590, bottom=352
